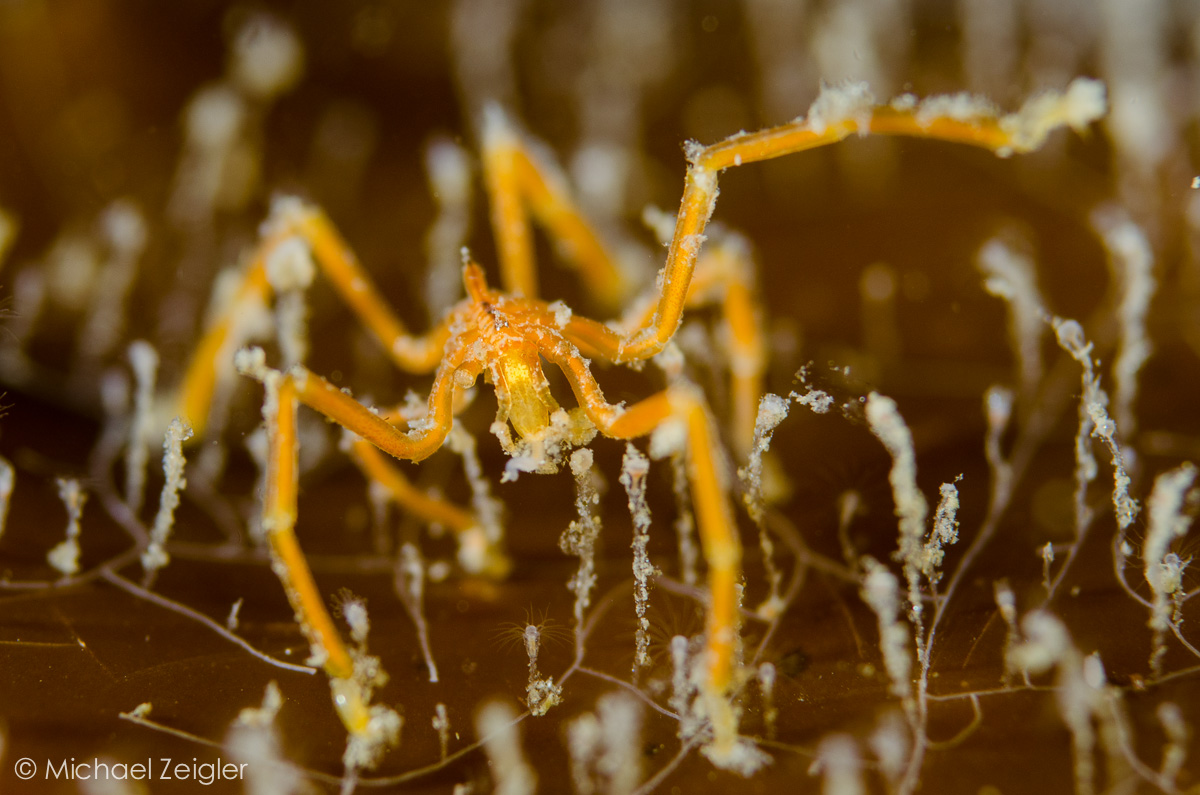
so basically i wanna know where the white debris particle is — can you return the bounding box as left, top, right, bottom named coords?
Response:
left=226, top=597, right=243, bottom=632
left=548, top=300, right=573, bottom=328
left=805, top=81, right=876, bottom=136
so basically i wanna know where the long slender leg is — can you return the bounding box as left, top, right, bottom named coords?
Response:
left=481, top=104, right=630, bottom=308
left=237, top=351, right=469, bottom=465
left=349, top=440, right=475, bottom=534
left=175, top=198, right=449, bottom=438
left=260, top=371, right=371, bottom=733
left=482, top=105, right=536, bottom=298
left=616, top=79, right=1107, bottom=362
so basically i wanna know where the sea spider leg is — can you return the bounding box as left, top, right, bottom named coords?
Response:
left=174, top=199, right=479, bottom=535
left=176, top=198, right=450, bottom=439
left=257, top=365, right=404, bottom=766
left=537, top=331, right=750, bottom=762
left=617, top=79, right=1106, bottom=363
left=481, top=104, right=630, bottom=309
left=259, top=369, right=372, bottom=734
left=619, top=226, right=765, bottom=460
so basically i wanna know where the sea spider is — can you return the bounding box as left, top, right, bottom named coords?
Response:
left=171, top=78, right=1105, bottom=771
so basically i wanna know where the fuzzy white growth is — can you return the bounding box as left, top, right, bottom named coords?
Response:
left=1041, top=542, right=1056, bottom=595
left=1000, top=78, right=1107, bottom=155
left=0, top=456, right=13, bottom=541
left=792, top=386, right=835, bottom=414
left=451, top=0, right=528, bottom=122
left=45, top=233, right=99, bottom=311
left=923, top=481, right=960, bottom=589
left=225, top=681, right=303, bottom=795
left=265, top=237, right=315, bottom=293
left=141, top=418, right=194, bottom=584
left=78, top=200, right=148, bottom=362
left=9, top=267, right=46, bottom=344
left=957, top=0, right=1018, bottom=100
left=669, top=635, right=695, bottom=724
left=186, top=84, right=244, bottom=150
left=1007, top=611, right=1112, bottom=795
left=1097, top=0, right=1170, bottom=173
left=983, top=386, right=1015, bottom=507
left=810, top=734, right=863, bottom=795
left=266, top=237, right=315, bottom=370
left=228, top=13, right=304, bottom=101
left=740, top=393, right=790, bottom=526
left=568, top=692, right=644, bottom=795
left=743, top=0, right=815, bottom=122
left=124, top=340, right=159, bottom=515
left=476, top=700, right=536, bottom=795
left=330, top=596, right=402, bottom=774
left=447, top=423, right=506, bottom=575
left=397, top=542, right=439, bottom=683
left=424, top=138, right=473, bottom=315
left=915, top=94, right=995, bottom=136
left=811, top=0, right=892, bottom=99
left=864, top=393, right=927, bottom=631
left=1143, top=464, right=1196, bottom=676
left=570, top=0, right=671, bottom=218
left=1157, top=702, right=1189, bottom=786
left=739, top=393, right=790, bottom=617
left=1052, top=318, right=1139, bottom=532
left=620, top=445, right=659, bottom=675
left=432, top=703, right=450, bottom=761
left=561, top=448, right=603, bottom=629
left=994, top=581, right=1020, bottom=686
left=170, top=84, right=246, bottom=223
left=758, top=662, right=778, bottom=740
left=869, top=710, right=909, bottom=787
left=339, top=697, right=403, bottom=774
left=860, top=558, right=912, bottom=708
left=669, top=453, right=699, bottom=587
left=48, top=478, right=87, bottom=576
left=804, top=81, right=875, bottom=136
left=1091, top=206, right=1155, bottom=439
left=977, top=237, right=1047, bottom=404
left=568, top=709, right=602, bottom=795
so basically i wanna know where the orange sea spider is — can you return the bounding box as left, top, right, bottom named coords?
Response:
left=171, top=78, right=1105, bottom=772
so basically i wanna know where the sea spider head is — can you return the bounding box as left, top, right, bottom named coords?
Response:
left=449, top=261, right=597, bottom=474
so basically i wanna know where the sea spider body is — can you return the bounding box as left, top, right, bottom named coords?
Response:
left=450, top=262, right=597, bottom=468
